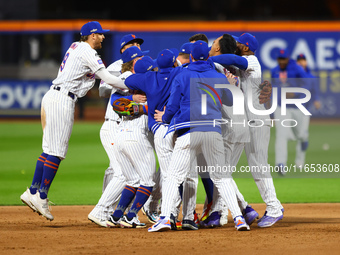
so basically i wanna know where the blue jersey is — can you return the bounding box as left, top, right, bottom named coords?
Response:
left=271, top=59, right=311, bottom=107
left=124, top=67, right=182, bottom=133
left=162, top=60, right=233, bottom=136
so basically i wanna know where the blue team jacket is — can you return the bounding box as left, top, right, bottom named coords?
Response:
left=162, top=60, right=233, bottom=136
left=124, top=66, right=182, bottom=133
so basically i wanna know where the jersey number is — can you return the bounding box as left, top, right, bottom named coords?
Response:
left=60, top=52, right=70, bottom=72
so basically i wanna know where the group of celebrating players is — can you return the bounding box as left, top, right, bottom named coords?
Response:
left=20, top=21, right=287, bottom=232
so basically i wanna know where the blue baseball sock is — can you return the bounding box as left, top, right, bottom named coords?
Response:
left=39, top=155, right=61, bottom=199
left=30, top=152, right=49, bottom=194
left=202, top=177, right=214, bottom=204
left=112, top=185, right=137, bottom=220
left=301, top=141, right=309, bottom=151
left=179, top=183, right=183, bottom=199
left=127, top=185, right=153, bottom=220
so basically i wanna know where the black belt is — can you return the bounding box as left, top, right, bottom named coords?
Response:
left=54, top=86, right=75, bottom=99
left=105, top=118, right=120, bottom=124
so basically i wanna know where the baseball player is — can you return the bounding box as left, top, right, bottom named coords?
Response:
left=126, top=49, right=205, bottom=229
left=210, top=33, right=284, bottom=227
left=98, top=34, right=145, bottom=192
left=19, top=21, right=127, bottom=221
left=199, top=34, right=256, bottom=228
left=189, top=33, right=209, bottom=43
left=149, top=41, right=250, bottom=232
left=271, top=50, right=313, bottom=174
left=187, top=34, right=217, bottom=226
left=177, top=43, right=192, bottom=65
left=121, top=49, right=183, bottom=225
left=88, top=36, right=148, bottom=226
left=104, top=46, right=158, bottom=229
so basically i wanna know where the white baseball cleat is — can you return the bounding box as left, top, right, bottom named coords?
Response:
left=30, top=192, right=54, bottom=221
left=20, top=188, right=37, bottom=212
left=106, top=215, right=122, bottom=228
left=88, top=214, right=108, bottom=228
left=234, top=215, right=250, bottom=231
left=120, top=215, right=146, bottom=228
left=148, top=216, right=171, bottom=232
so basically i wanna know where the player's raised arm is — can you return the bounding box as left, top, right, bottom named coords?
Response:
left=210, top=54, right=248, bottom=70
left=95, top=67, right=128, bottom=90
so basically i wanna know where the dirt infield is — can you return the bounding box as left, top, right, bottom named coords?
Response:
left=1, top=203, right=339, bottom=255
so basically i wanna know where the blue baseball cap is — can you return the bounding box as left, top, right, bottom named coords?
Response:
left=278, top=48, right=290, bottom=59
left=179, top=43, right=192, bottom=54
left=80, top=21, right=109, bottom=36
left=134, top=56, right=156, bottom=73
left=157, top=49, right=176, bottom=69
left=120, top=34, right=144, bottom=52
left=191, top=40, right=209, bottom=60
left=233, top=33, right=258, bottom=52
left=169, top=48, right=179, bottom=58
left=297, top=53, right=306, bottom=60
left=121, top=46, right=149, bottom=63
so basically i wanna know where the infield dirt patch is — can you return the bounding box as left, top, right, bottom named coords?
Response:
left=1, top=203, right=339, bottom=255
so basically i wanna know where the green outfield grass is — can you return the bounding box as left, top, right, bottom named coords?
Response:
left=0, top=121, right=339, bottom=205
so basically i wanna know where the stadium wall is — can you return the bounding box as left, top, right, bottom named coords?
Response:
left=0, top=20, right=339, bottom=117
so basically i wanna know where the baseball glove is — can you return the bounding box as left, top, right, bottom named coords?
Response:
left=259, top=80, right=272, bottom=104
left=112, top=98, right=148, bottom=117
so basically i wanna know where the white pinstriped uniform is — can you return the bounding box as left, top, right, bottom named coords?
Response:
left=238, top=55, right=283, bottom=217
left=115, top=114, right=156, bottom=188
left=89, top=71, right=150, bottom=221
left=161, top=132, right=244, bottom=220
left=151, top=125, right=176, bottom=213
left=42, top=41, right=105, bottom=160
left=197, top=63, right=250, bottom=216
left=41, top=89, right=76, bottom=160
left=113, top=72, right=156, bottom=188
left=99, top=59, right=123, bottom=191
left=53, top=41, right=105, bottom=98
left=153, top=125, right=192, bottom=219
left=90, top=62, right=135, bottom=221
left=88, top=62, right=126, bottom=221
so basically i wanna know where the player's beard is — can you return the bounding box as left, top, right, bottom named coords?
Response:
left=94, top=35, right=103, bottom=50
left=94, top=41, right=102, bottom=50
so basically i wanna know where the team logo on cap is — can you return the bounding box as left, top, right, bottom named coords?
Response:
left=90, top=28, right=98, bottom=33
